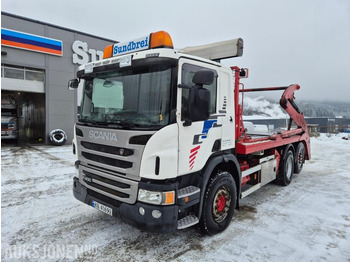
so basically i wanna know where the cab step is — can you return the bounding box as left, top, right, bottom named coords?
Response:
left=178, top=186, right=200, bottom=198
left=177, top=215, right=199, bottom=230
left=177, top=186, right=200, bottom=207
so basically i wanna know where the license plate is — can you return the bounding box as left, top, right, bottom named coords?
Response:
left=92, top=200, right=112, bottom=216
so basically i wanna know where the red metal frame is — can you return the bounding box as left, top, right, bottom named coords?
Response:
left=231, top=66, right=244, bottom=141
left=231, top=67, right=311, bottom=160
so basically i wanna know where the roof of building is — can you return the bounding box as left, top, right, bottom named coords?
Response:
left=1, top=11, right=118, bottom=43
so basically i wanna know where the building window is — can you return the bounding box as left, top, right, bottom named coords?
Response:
left=1, top=64, right=44, bottom=82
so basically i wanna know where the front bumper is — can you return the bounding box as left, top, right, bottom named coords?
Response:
left=73, top=177, right=179, bottom=233
left=1, top=130, right=18, bottom=139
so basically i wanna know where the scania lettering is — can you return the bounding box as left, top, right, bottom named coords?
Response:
left=70, top=31, right=311, bottom=235
left=88, top=130, right=117, bottom=141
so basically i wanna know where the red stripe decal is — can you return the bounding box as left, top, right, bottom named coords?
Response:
left=190, top=145, right=200, bottom=154
left=189, top=151, right=198, bottom=159
left=189, top=156, right=196, bottom=164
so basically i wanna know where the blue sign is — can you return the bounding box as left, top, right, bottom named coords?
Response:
left=113, top=35, right=149, bottom=56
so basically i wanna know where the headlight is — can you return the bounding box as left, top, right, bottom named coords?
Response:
left=138, top=189, right=175, bottom=205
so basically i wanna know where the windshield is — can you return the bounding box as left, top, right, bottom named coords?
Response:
left=79, top=65, right=173, bottom=129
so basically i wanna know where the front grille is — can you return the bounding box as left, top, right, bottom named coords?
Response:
left=87, top=163, right=127, bottom=176
left=83, top=170, right=130, bottom=189
left=81, top=141, right=133, bottom=156
left=87, top=189, right=122, bottom=208
left=82, top=152, right=133, bottom=169
left=76, top=125, right=155, bottom=203
left=84, top=179, right=129, bottom=198
left=80, top=165, right=138, bottom=204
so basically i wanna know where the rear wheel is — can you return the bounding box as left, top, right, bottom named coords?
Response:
left=276, top=149, right=294, bottom=186
left=199, top=171, right=236, bottom=235
left=294, top=142, right=305, bottom=174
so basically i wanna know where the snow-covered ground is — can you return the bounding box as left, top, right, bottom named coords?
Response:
left=1, top=134, right=350, bottom=261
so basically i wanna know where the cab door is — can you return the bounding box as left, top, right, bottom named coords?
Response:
left=177, top=59, right=222, bottom=175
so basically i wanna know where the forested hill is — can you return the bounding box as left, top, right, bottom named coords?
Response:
left=243, top=96, right=350, bottom=118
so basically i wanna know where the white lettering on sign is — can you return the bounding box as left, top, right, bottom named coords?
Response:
left=72, top=40, right=104, bottom=65
left=113, top=35, right=149, bottom=57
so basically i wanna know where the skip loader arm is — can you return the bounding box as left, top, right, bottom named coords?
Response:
left=280, top=84, right=307, bottom=132
left=279, top=84, right=311, bottom=160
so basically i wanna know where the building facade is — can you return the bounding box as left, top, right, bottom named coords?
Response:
left=1, top=12, right=116, bottom=144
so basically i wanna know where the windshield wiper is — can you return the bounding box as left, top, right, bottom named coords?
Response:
left=107, top=119, right=137, bottom=128
left=79, top=116, right=107, bottom=126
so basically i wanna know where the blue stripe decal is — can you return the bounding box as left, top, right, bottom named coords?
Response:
left=2, top=34, right=62, bottom=51
left=1, top=28, right=62, bottom=48
left=201, top=119, right=217, bottom=139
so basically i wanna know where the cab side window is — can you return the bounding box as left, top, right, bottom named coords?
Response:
left=181, top=64, right=217, bottom=121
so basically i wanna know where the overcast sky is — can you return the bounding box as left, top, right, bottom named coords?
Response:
left=2, top=0, right=350, bottom=102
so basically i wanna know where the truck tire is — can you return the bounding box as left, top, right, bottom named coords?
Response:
left=294, top=142, right=305, bottom=174
left=199, top=171, right=236, bottom=235
left=276, top=149, right=294, bottom=186
left=49, top=129, right=67, bottom=146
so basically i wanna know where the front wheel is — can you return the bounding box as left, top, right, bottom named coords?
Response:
left=199, top=171, right=236, bottom=235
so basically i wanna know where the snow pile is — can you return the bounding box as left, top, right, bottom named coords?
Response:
left=315, top=132, right=350, bottom=143
left=243, top=96, right=287, bottom=119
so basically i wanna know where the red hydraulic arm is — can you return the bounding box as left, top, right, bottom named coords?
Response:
left=278, top=84, right=311, bottom=159
left=280, top=84, right=307, bottom=132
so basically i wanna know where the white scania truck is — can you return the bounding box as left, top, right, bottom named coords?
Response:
left=70, top=31, right=310, bottom=235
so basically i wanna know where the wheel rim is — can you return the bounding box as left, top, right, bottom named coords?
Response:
left=212, top=186, right=231, bottom=223
left=286, top=155, right=293, bottom=180
left=298, top=153, right=302, bottom=164
left=297, top=149, right=304, bottom=165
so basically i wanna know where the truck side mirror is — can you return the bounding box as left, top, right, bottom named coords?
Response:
left=239, top=68, right=249, bottom=78
left=68, top=78, right=79, bottom=90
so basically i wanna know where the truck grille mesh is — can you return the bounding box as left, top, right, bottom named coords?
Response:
left=81, top=141, right=134, bottom=156
left=82, top=152, right=133, bottom=169
left=80, top=166, right=138, bottom=204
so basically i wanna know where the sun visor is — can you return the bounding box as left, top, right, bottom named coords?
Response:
left=179, top=38, right=243, bottom=61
